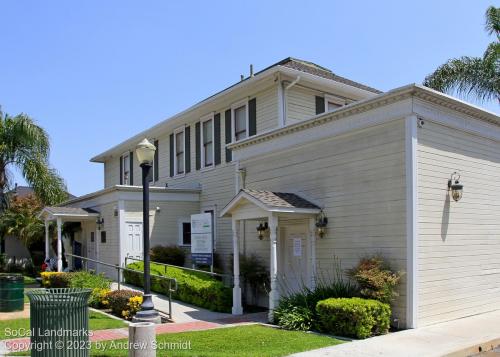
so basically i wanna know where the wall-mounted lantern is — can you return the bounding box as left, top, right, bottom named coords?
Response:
left=96, top=218, right=104, bottom=230
left=256, top=222, right=269, bottom=240
left=316, top=210, right=328, bottom=238
left=448, top=172, right=463, bottom=202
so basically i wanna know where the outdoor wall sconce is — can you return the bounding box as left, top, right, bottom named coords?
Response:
left=96, top=218, right=104, bottom=230
left=316, top=211, right=328, bottom=238
left=256, top=222, right=269, bottom=240
left=448, top=172, right=464, bottom=202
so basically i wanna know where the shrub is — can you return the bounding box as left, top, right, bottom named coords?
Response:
left=91, top=288, right=111, bottom=308
left=150, top=245, right=186, bottom=266
left=123, top=262, right=231, bottom=312
left=122, top=295, right=143, bottom=320
left=40, top=272, right=71, bottom=288
left=348, top=256, right=402, bottom=304
left=316, top=297, right=391, bottom=339
left=106, top=290, right=143, bottom=317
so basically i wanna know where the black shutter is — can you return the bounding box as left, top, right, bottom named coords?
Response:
left=119, top=156, right=123, bottom=185
left=225, top=109, right=232, bottom=162
left=195, top=122, right=201, bottom=170
left=154, top=140, right=159, bottom=182
left=248, top=98, right=256, bottom=136
left=214, top=113, right=221, bottom=165
left=185, top=126, right=191, bottom=173
left=129, top=151, right=134, bottom=185
left=169, top=133, right=174, bottom=177
left=315, top=96, right=325, bottom=115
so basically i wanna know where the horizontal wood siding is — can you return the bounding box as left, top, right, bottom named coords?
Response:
left=286, top=86, right=319, bottom=125
left=241, top=120, right=408, bottom=325
left=256, top=86, right=278, bottom=133
left=417, top=120, right=500, bottom=326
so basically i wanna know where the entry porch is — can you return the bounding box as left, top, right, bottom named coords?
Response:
left=221, top=189, right=322, bottom=320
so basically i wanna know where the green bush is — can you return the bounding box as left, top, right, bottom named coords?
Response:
left=124, top=262, right=231, bottom=312
left=106, top=290, right=143, bottom=317
left=316, top=297, right=391, bottom=339
left=150, top=245, right=186, bottom=266
left=68, top=271, right=111, bottom=308
left=348, top=256, right=402, bottom=304
left=41, top=272, right=71, bottom=288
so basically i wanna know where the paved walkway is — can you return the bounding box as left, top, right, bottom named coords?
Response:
left=290, top=310, right=500, bottom=357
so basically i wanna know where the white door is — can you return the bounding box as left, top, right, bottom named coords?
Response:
left=126, top=222, right=143, bottom=260
left=87, top=231, right=97, bottom=270
left=280, top=224, right=309, bottom=296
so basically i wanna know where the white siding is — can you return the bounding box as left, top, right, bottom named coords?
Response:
left=241, top=120, right=408, bottom=325
left=417, top=120, right=500, bottom=326
left=286, top=86, right=319, bottom=125
left=96, top=202, right=120, bottom=278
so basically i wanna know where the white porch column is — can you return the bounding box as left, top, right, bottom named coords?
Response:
left=268, top=213, right=279, bottom=321
left=309, top=218, right=317, bottom=290
left=44, top=220, right=50, bottom=260
left=56, top=217, right=63, bottom=272
left=232, top=218, right=243, bottom=315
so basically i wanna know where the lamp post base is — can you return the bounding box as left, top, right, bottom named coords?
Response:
left=133, top=294, right=162, bottom=324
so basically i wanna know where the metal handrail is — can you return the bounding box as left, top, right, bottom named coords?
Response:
left=66, top=253, right=177, bottom=320
left=124, top=255, right=231, bottom=281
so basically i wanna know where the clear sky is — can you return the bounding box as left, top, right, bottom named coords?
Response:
left=0, top=0, right=497, bottom=196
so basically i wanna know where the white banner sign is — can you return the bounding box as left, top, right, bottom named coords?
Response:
left=191, top=213, right=212, bottom=234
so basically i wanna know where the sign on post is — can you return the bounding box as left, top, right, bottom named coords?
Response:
left=191, top=213, right=213, bottom=266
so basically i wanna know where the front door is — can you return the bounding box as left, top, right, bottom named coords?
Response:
left=126, top=222, right=143, bottom=260
left=280, top=223, right=309, bottom=296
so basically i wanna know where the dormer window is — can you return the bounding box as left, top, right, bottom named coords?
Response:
left=325, top=95, right=346, bottom=112
left=231, top=100, right=248, bottom=142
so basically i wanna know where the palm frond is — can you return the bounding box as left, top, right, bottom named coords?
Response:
left=485, top=6, right=500, bottom=38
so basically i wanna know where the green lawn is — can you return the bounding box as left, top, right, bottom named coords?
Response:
left=0, top=310, right=126, bottom=340
left=90, top=325, right=343, bottom=357
left=23, top=276, right=36, bottom=285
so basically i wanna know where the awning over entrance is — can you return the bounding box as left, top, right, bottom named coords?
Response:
left=221, top=189, right=321, bottom=319
left=220, top=189, right=321, bottom=218
left=39, top=207, right=100, bottom=272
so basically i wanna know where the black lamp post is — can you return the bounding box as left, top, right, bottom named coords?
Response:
left=134, top=138, right=160, bottom=323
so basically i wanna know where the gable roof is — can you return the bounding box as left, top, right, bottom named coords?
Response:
left=220, top=188, right=321, bottom=217
left=39, top=206, right=100, bottom=221
left=91, top=57, right=381, bottom=163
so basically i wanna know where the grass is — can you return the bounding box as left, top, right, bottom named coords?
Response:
left=90, top=325, right=343, bottom=357
left=0, top=310, right=126, bottom=340
left=23, top=276, right=36, bottom=285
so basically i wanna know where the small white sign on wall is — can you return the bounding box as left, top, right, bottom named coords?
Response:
left=293, top=237, right=302, bottom=257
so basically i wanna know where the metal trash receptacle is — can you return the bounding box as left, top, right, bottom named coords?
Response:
left=27, top=288, right=92, bottom=357
left=0, top=273, right=24, bottom=312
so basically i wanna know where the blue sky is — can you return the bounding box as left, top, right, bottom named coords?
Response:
left=0, top=0, right=497, bottom=196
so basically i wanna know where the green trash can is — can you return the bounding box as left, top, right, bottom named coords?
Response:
left=0, top=273, right=24, bottom=312
left=27, top=288, right=92, bottom=357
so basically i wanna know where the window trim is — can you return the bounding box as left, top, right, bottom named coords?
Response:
left=149, top=138, right=157, bottom=184
left=231, top=100, right=249, bottom=143
left=178, top=218, right=191, bottom=246
left=204, top=208, right=217, bottom=252
left=324, top=95, right=346, bottom=112
left=173, top=126, right=186, bottom=178
left=200, top=113, right=215, bottom=170
left=121, top=152, right=131, bottom=185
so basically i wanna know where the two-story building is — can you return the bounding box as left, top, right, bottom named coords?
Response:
left=40, top=57, right=500, bottom=329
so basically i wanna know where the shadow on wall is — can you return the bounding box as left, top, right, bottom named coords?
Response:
left=441, top=191, right=450, bottom=242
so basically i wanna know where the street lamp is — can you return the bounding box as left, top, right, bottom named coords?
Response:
left=134, top=138, right=161, bottom=323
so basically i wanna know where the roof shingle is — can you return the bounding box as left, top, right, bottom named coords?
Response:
left=243, top=189, right=319, bottom=209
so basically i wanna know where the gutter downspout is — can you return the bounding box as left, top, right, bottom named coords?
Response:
left=282, top=76, right=301, bottom=127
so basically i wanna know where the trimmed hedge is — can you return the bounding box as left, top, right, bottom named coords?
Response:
left=123, top=262, right=231, bottom=312
left=316, top=297, right=390, bottom=339
left=107, top=290, right=143, bottom=318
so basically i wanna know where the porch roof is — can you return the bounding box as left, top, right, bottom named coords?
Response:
left=39, top=206, right=100, bottom=221
left=220, top=189, right=321, bottom=218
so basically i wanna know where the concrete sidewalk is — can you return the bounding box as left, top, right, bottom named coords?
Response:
left=290, top=310, right=500, bottom=357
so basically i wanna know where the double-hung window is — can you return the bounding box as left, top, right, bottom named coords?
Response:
left=121, top=153, right=131, bottom=185
left=201, top=115, right=214, bottom=168
left=231, top=101, right=248, bottom=142
left=325, top=95, right=346, bottom=112
left=174, top=127, right=185, bottom=175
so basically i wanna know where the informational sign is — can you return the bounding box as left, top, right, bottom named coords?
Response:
left=293, top=237, right=303, bottom=257
left=191, top=213, right=213, bottom=265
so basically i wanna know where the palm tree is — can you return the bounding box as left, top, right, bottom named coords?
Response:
left=0, top=108, right=68, bottom=208
left=423, top=6, right=499, bottom=103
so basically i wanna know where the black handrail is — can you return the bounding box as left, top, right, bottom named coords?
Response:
left=66, top=253, right=177, bottom=320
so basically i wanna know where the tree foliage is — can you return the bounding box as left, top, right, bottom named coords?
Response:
left=423, top=6, right=500, bottom=104
left=0, top=194, right=45, bottom=247
left=0, top=108, right=68, bottom=208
